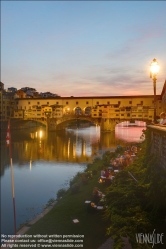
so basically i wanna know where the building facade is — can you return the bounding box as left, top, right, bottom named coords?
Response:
left=161, top=80, right=166, bottom=112
left=12, top=95, right=162, bottom=123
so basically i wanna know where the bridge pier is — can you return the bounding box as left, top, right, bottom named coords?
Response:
left=47, top=118, right=66, bottom=131
left=100, top=118, right=117, bottom=132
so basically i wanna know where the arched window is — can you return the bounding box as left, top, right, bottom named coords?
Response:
left=75, top=107, right=82, bottom=115
left=84, top=106, right=91, bottom=116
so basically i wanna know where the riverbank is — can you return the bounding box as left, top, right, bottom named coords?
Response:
left=16, top=145, right=135, bottom=249
left=2, top=144, right=139, bottom=249
left=3, top=129, right=166, bottom=249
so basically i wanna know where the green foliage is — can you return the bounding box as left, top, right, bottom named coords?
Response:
left=70, top=183, right=80, bottom=194
left=105, top=129, right=166, bottom=248
left=44, top=198, right=56, bottom=208
left=102, top=151, right=114, bottom=166
left=56, top=188, right=67, bottom=199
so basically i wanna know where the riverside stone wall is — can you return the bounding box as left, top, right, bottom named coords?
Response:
left=148, top=125, right=166, bottom=169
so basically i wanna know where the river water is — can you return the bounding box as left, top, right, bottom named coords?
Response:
left=0, top=121, right=146, bottom=235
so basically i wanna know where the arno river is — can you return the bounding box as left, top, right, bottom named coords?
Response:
left=1, top=122, right=146, bottom=235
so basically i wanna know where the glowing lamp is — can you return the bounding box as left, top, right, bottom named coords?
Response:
left=150, top=58, right=160, bottom=78
left=149, top=58, right=160, bottom=122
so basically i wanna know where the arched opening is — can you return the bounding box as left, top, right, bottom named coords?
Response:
left=75, top=107, right=82, bottom=115
left=116, top=120, right=147, bottom=127
left=64, top=107, right=71, bottom=115
left=84, top=106, right=91, bottom=116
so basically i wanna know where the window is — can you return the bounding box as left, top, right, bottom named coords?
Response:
left=47, top=102, right=49, bottom=105
left=96, top=101, right=99, bottom=104
left=129, top=101, right=132, bottom=104
left=86, top=101, right=89, bottom=104
left=140, top=101, right=143, bottom=105
left=28, top=102, right=30, bottom=104
left=37, top=102, right=40, bottom=105
left=118, top=101, right=121, bottom=105
left=121, top=114, right=124, bottom=116
left=56, top=102, right=59, bottom=104
left=127, top=114, right=130, bottom=117
left=107, top=101, right=110, bottom=104
left=76, top=101, right=78, bottom=105
left=66, top=102, right=68, bottom=105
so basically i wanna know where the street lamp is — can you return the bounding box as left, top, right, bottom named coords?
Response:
left=150, top=58, right=160, bottom=122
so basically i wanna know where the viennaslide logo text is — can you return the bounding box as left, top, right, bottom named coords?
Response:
left=136, top=229, right=164, bottom=248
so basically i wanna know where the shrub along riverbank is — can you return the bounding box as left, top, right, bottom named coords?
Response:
left=26, top=129, right=166, bottom=249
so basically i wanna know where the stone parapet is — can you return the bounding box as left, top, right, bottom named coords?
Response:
left=148, top=125, right=166, bottom=169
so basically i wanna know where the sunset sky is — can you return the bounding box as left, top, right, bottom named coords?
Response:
left=1, top=1, right=166, bottom=97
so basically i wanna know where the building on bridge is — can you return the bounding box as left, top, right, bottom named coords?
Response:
left=1, top=81, right=166, bottom=131
left=11, top=93, right=163, bottom=131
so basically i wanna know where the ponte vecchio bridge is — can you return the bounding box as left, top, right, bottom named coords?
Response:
left=13, top=94, right=162, bottom=131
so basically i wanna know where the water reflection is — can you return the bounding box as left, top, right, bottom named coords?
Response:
left=1, top=124, right=146, bottom=175
left=1, top=124, right=146, bottom=235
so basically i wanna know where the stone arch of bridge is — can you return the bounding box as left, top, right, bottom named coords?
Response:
left=55, top=116, right=100, bottom=128
left=11, top=118, right=47, bottom=129
left=26, top=118, right=47, bottom=126
left=116, top=119, right=147, bottom=125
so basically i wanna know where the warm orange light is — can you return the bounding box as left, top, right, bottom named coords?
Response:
left=39, top=130, right=43, bottom=138
left=150, top=58, right=160, bottom=77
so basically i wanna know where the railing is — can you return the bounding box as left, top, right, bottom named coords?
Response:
left=148, top=125, right=166, bottom=169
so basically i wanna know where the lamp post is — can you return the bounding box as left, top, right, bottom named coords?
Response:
left=150, top=58, right=160, bottom=122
